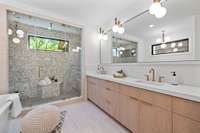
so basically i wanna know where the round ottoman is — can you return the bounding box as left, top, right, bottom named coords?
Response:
left=21, top=105, right=60, bottom=133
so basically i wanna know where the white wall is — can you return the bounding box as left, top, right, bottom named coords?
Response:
left=102, top=62, right=200, bottom=87
left=83, top=26, right=100, bottom=72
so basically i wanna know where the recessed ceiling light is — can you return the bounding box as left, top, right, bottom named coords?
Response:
left=149, top=24, right=155, bottom=28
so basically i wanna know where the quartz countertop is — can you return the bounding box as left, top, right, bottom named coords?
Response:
left=87, top=73, right=200, bottom=103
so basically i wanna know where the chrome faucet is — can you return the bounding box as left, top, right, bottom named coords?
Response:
left=149, top=68, right=156, bottom=81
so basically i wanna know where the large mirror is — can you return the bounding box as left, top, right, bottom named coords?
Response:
left=101, top=0, right=200, bottom=64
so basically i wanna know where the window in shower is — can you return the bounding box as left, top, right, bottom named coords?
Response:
left=28, top=35, right=69, bottom=52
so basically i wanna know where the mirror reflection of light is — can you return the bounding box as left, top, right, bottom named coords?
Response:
left=165, top=36, right=171, bottom=42
left=173, top=48, right=178, bottom=52
left=161, top=43, right=167, bottom=49
left=171, top=43, right=176, bottom=48
left=119, top=47, right=125, bottom=51
left=156, top=38, right=162, bottom=43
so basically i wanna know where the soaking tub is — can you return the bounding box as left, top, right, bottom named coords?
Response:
left=0, top=94, right=13, bottom=133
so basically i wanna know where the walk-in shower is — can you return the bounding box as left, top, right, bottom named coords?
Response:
left=8, top=11, right=82, bottom=107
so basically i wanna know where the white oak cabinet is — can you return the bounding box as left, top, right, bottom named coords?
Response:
left=87, top=76, right=200, bottom=133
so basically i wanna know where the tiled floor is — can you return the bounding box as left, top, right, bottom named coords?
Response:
left=8, top=102, right=130, bottom=133
left=61, top=102, right=130, bottom=133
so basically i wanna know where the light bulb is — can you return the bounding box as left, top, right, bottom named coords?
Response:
left=156, top=38, right=162, bottom=43
left=118, top=26, right=125, bottom=34
left=102, top=34, right=108, bottom=40
left=12, top=37, right=20, bottom=44
left=178, top=42, right=183, bottom=47
left=112, top=24, right=119, bottom=33
left=149, top=2, right=162, bottom=15
left=161, top=43, right=167, bottom=49
left=165, top=36, right=171, bottom=42
left=171, top=43, right=176, bottom=48
left=16, top=29, right=24, bottom=38
left=173, top=48, right=178, bottom=52
left=8, top=28, right=13, bottom=35
left=155, top=7, right=167, bottom=18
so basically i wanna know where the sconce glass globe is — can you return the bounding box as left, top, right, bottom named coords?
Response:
left=98, top=33, right=103, bottom=40
left=149, top=2, right=161, bottom=15
left=112, top=24, right=119, bottom=33
left=118, top=26, right=125, bottom=34
left=102, top=34, right=108, bottom=40
left=155, top=7, right=167, bottom=18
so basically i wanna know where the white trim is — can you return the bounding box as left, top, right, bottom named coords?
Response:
left=102, top=60, right=200, bottom=66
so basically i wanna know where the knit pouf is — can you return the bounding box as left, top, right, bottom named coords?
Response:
left=21, top=105, right=60, bottom=133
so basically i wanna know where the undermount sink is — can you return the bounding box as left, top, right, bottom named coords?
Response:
left=135, top=80, right=165, bottom=86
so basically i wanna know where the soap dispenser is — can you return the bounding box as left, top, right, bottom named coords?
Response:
left=170, top=72, right=178, bottom=86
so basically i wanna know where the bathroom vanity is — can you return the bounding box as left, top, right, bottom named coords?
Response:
left=87, top=74, right=200, bottom=133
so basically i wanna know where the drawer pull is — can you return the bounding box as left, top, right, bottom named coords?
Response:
left=140, top=100, right=153, bottom=106
left=129, top=96, right=138, bottom=101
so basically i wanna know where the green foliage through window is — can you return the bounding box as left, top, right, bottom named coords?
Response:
left=28, top=35, right=69, bottom=52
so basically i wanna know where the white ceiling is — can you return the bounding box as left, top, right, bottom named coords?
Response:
left=0, top=0, right=149, bottom=26
left=117, top=0, right=200, bottom=40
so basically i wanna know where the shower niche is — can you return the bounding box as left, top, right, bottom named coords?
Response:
left=8, top=11, right=82, bottom=107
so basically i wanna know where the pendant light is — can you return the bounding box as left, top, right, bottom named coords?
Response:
left=12, top=37, right=20, bottom=44
left=149, top=0, right=167, bottom=19
left=156, top=31, right=171, bottom=49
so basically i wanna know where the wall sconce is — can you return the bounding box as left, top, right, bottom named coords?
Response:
left=98, top=28, right=108, bottom=40
left=112, top=18, right=125, bottom=34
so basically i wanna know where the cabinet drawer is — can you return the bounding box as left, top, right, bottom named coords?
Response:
left=139, top=89, right=172, bottom=111
left=173, top=114, right=200, bottom=133
left=100, top=80, right=120, bottom=92
left=173, top=97, right=200, bottom=122
left=119, top=84, right=140, bottom=99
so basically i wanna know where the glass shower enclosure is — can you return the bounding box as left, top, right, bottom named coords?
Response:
left=8, top=11, right=82, bottom=107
